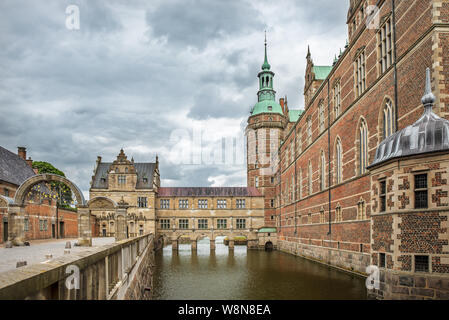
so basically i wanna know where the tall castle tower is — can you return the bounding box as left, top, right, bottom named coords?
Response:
left=247, top=35, right=288, bottom=227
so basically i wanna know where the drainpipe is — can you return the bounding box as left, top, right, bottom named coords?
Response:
left=392, top=0, right=399, bottom=131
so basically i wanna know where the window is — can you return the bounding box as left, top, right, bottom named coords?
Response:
left=138, top=197, right=147, bottom=208
left=298, top=169, right=302, bottom=199
left=179, top=219, right=189, bottom=229
left=380, top=180, right=386, bottom=212
left=297, top=129, right=302, bottom=154
left=357, top=199, right=366, bottom=220
left=359, top=119, right=368, bottom=175
left=160, top=199, right=170, bottom=209
left=319, top=102, right=325, bottom=133
left=255, top=176, right=259, bottom=187
left=320, top=209, right=325, bottom=223
left=236, top=199, right=246, bottom=209
left=414, top=174, right=428, bottom=209
left=270, top=199, right=274, bottom=208
left=217, top=219, right=227, bottom=229
left=198, top=219, right=208, bottom=229
left=415, top=255, right=429, bottom=272
left=335, top=139, right=343, bottom=184
left=217, top=199, right=227, bottom=209
left=378, top=18, right=393, bottom=74
left=383, top=99, right=395, bottom=139
left=379, top=253, right=386, bottom=268
left=236, top=219, right=246, bottom=229
left=355, top=51, right=366, bottom=97
left=307, top=116, right=312, bottom=144
left=160, top=219, right=170, bottom=229
left=4, top=188, right=9, bottom=197
left=320, top=151, right=326, bottom=190
left=271, top=177, right=274, bottom=184
left=308, top=161, right=313, bottom=195
left=333, top=81, right=341, bottom=119
left=24, top=218, right=29, bottom=231
left=335, top=205, right=342, bottom=222
left=198, top=199, right=208, bottom=209
left=179, top=199, right=188, bottom=209
left=308, top=213, right=312, bottom=224
left=118, top=175, right=126, bottom=185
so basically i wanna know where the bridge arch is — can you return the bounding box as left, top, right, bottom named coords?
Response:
left=14, top=174, right=85, bottom=207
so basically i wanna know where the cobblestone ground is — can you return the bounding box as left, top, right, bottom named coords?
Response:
left=0, top=237, right=115, bottom=273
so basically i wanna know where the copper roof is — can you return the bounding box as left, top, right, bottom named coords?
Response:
left=158, top=187, right=262, bottom=197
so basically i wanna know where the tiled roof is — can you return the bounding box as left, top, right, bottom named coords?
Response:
left=0, top=146, right=36, bottom=187
left=91, top=162, right=156, bottom=189
left=158, top=187, right=262, bottom=197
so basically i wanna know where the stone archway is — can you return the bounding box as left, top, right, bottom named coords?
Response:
left=88, top=197, right=119, bottom=241
left=8, top=174, right=89, bottom=246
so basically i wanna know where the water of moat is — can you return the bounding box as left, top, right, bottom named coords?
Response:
left=152, top=237, right=367, bottom=300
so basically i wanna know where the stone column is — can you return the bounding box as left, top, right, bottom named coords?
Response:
left=77, top=206, right=92, bottom=246
left=210, top=239, right=216, bottom=250
left=172, top=239, right=178, bottom=251
left=115, top=207, right=127, bottom=241
left=191, top=240, right=197, bottom=251
left=228, top=240, right=235, bottom=250
left=7, top=204, right=26, bottom=246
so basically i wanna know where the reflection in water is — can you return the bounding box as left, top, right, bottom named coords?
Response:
left=152, top=237, right=367, bottom=300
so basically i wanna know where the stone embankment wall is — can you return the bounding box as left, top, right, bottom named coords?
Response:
left=0, top=234, right=154, bottom=300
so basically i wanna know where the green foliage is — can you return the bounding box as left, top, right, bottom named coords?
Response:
left=32, top=161, right=73, bottom=204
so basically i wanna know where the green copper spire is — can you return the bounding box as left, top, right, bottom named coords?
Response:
left=261, top=31, right=271, bottom=71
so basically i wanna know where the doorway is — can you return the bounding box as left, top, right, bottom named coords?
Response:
left=59, top=221, right=64, bottom=238
left=51, top=224, right=56, bottom=238
left=3, top=222, right=7, bottom=242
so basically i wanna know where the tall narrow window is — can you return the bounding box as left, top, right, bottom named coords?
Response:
left=217, top=199, right=227, bottom=209
left=359, top=119, right=368, bottom=175
left=298, top=169, right=302, bottom=199
left=333, top=81, right=341, bottom=119
left=118, top=175, right=126, bottom=185
left=198, top=219, right=208, bottom=229
left=335, top=139, right=343, bottom=184
left=357, top=199, right=366, bottom=220
left=179, top=219, right=189, bottom=229
left=236, top=199, right=246, bottom=208
left=355, top=51, right=366, bottom=97
left=380, top=180, right=386, bottom=212
left=414, top=174, right=428, bottom=209
left=319, top=102, right=325, bottom=133
left=307, top=116, right=312, bottom=144
left=198, top=199, right=208, bottom=209
left=160, top=219, right=170, bottom=230
left=308, top=161, right=313, bottom=195
left=335, top=205, right=342, bottom=222
left=160, top=199, right=170, bottom=209
left=297, top=129, right=302, bottom=154
left=383, top=99, right=394, bottom=139
left=378, top=18, right=393, bottom=74
left=255, top=176, right=259, bottom=187
left=138, top=197, right=147, bottom=208
left=320, top=151, right=326, bottom=190
left=236, top=219, right=246, bottom=229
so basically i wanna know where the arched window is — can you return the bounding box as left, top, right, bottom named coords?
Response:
left=359, top=119, right=368, bottom=175
left=382, top=99, right=394, bottom=139
left=308, top=161, right=313, bottom=195
left=307, top=116, right=312, bottom=144
left=298, top=169, right=302, bottom=199
left=320, top=151, right=326, bottom=190
left=335, top=139, right=343, bottom=184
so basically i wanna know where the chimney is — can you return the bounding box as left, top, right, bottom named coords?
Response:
left=26, top=157, right=33, bottom=168
left=279, top=98, right=285, bottom=114
left=18, top=147, right=26, bottom=160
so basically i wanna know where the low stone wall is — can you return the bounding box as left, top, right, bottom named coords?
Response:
left=278, top=239, right=370, bottom=275
left=368, top=270, right=449, bottom=300
left=0, top=234, right=154, bottom=300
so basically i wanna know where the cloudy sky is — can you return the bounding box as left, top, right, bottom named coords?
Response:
left=0, top=0, right=348, bottom=199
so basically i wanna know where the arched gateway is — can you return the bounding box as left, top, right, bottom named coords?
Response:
left=7, top=174, right=93, bottom=246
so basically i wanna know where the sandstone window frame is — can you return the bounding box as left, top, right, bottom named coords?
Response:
left=414, top=173, right=428, bottom=209
left=357, top=198, right=366, bottom=220
left=4, top=188, right=9, bottom=197
left=236, top=199, right=246, bottom=209
left=217, top=199, right=227, bottom=209
left=319, top=102, right=325, bottom=133
left=198, top=199, right=208, bottom=209
left=178, top=219, right=189, bottom=229
left=178, top=199, right=189, bottom=209
left=24, top=217, right=29, bottom=231
left=379, top=179, right=387, bottom=212
left=333, top=80, right=341, bottom=120
left=320, top=150, right=326, bottom=191
left=198, top=218, right=208, bottom=229
left=160, top=219, right=170, bottom=230
left=354, top=49, right=366, bottom=98
left=335, top=204, right=342, bottom=222
left=358, top=118, right=369, bottom=175
left=377, top=15, right=394, bottom=75
left=298, top=168, right=302, bottom=199
left=381, top=98, right=395, bottom=140
left=297, top=128, right=303, bottom=154
left=137, top=196, right=147, bottom=208
left=335, top=137, right=343, bottom=184
left=236, top=218, right=246, bottom=229
left=308, top=161, right=313, bottom=195
left=307, top=116, right=312, bottom=145
left=320, top=208, right=325, bottom=223
left=118, top=175, right=126, bottom=185
left=160, top=199, right=170, bottom=209
left=217, top=218, right=227, bottom=229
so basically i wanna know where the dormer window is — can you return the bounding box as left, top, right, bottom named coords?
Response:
left=268, top=106, right=272, bottom=111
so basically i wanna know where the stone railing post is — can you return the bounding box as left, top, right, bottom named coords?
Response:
left=115, top=208, right=127, bottom=241
left=77, top=206, right=92, bottom=246
left=7, top=204, right=26, bottom=246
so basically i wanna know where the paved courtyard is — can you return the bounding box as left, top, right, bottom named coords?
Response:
left=0, top=237, right=115, bottom=273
